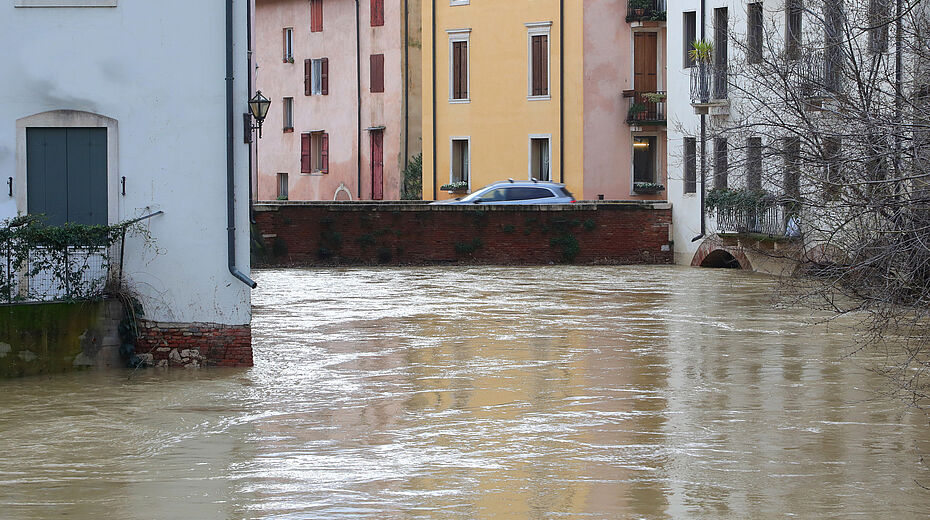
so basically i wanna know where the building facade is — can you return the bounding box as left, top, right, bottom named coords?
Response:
left=0, top=0, right=254, bottom=365
left=255, top=0, right=422, bottom=202
left=422, top=0, right=668, bottom=202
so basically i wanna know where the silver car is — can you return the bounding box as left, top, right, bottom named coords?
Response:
left=431, top=180, right=576, bottom=205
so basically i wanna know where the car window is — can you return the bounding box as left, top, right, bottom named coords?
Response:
left=508, top=187, right=555, bottom=201
left=558, top=187, right=575, bottom=198
left=479, top=188, right=508, bottom=201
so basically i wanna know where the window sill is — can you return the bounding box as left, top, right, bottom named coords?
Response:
left=527, top=95, right=551, bottom=101
left=283, top=128, right=294, bottom=133
left=300, top=172, right=327, bottom=176
left=14, top=0, right=116, bottom=6
left=449, top=99, right=471, bottom=104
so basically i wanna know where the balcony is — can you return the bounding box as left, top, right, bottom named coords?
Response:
left=690, top=63, right=728, bottom=112
left=625, top=91, right=666, bottom=126
left=626, top=0, right=666, bottom=23
left=714, top=203, right=788, bottom=237
left=790, top=50, right=843, bottom=103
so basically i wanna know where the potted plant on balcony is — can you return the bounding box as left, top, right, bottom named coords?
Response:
left=440, top=181, right=469, bottom=193
left=689, top=40, right=714, bottom=64
left=628, top=101, right=647, bottom=120
left=642, top=92, right=666, bottom=104
left=629, top=0, right=651, bottom=17
left=633, top=182, right=665, bottom=194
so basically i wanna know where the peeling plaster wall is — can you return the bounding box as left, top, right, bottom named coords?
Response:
left=0, top=2, right=252, bottom=326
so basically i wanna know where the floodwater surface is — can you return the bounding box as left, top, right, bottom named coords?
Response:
left=0, top=266, right=928, bottom=519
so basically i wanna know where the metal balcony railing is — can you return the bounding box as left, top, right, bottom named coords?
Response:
left=690, top=63, right=728, bottom=104
left=790, top=50, right=843, bottom=97
left=626, top=0, right=667, bottom=22
left=715, top=203, right=787, bottom=236
left=626, top=91, right=667, bottom=125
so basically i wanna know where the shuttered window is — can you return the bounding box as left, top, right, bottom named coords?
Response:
left=304, top=59, right=312, bottom=95
left=320, top=57, right=329, bottom=95
left=311, top=0, right=323, bottom=32
left=530, top=34, right=548, bottom=97
left=786, top=0, right=802, bottom=60
left=747, top=3, right=763, bottom=64
left=305, top=58, right=328, bottom=95
left=451, top=38, right=469, bottom=100
left=301, top=133, right=312, bottom=173
left=301, top=132, right=329, bottom=174
left=371, top=0, right=384, bottom=27
left=714, top=138, right=728, bottom=189
left=371, top=54, right=384, bottom=93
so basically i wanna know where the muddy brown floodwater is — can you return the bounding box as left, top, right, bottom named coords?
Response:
left=0, top=266, right=928, bottom=519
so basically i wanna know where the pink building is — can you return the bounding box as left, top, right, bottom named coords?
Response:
left=255, top=0, right=421, bottom=201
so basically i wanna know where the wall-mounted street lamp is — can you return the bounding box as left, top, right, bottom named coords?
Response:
left=246, top=90, right=271, bottom=139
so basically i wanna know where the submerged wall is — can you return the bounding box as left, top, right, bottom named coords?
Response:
left=253, top=201, right=674, bottom=266
left=0, top=300, right=123, bottom=378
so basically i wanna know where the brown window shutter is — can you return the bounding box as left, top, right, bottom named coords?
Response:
left=321, top=133, right=330, bottom=173
left=301, top=134, right=311, bottom=173
left=532, top=36, right=542, bottom=95
left=304, top=59, right=312, bottom=96
left=371, top=54, right=384, bottom=93
left=311, top=0, right=323, bottom=32
left=321, top=58, right=329, bottom=95
left=539, top=35, right=548, bottom=95
left=461, top=41, right=468, bottom=98
left=371, top=0, right=384, bottom=27
left=452, top=41, right=467, bottom=99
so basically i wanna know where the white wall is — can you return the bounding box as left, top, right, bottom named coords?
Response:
left=0, top=0, right=252, bottom=325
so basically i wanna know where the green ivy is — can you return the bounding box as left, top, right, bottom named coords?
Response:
left=705, top=188, right=776, bottom=211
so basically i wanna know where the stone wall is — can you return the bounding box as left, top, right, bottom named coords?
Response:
left=135, top=322, right=252, bottom=368
left=0, top=300, right=123, bottom=378
left=253, top=201, right=674, bottom=266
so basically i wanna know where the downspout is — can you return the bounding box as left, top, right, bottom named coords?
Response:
left=247, top=0, right=255, bottom=223
left=403, top=0, right=410, bottom=170
left=227, top=0, right=257, bottom=288
left=692, top=0, right=707, bottom=242
left=431, top=0, right=437, bottom=199
left=356, top=0, right=363, bottom=199
left=559, top=0, right=565, bottom=184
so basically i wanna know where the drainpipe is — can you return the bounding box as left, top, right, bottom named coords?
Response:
left=403, top=0, right=410, bottom=170
left=559, top=0, right=565, bottom=184
left=692, top=0, right=707, bottom=242
left=227, top=0, right=257, bottom=288
left=431, top=0, right=437, bottom=200
left=356, top=0, right=363, bottom=199
left=247, top=0, right=255, bottom=223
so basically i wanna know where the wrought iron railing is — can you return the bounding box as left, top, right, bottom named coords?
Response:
left=626, top=91, right=667, bottom=125
left=0, top=212, right=162, bottom=304
left=715, top=204, right=787, bottom=236
left=790, top=50, right=843, bottom=97
left=626, top=0, right=667, bottom=22
left=690, top=63, right=728, bottom=104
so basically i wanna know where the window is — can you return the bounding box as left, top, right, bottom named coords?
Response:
left=869, top=0, right=889, bottom=53
left=283, top=28, right=294, bottom=62
left=283, top=97, right=294, bottom=132
left=786, top=0, right=803, bottom=60
left=747, top=137, right=763, bottom=191
left=527, top=23, right=551, bottom=98
left=371, top=0, right=384, bottom=27
left=784, top=137, right=801, bottom=200
left=714, top=7, right=728, bottom=99
left=823, top=137, right=842, bottom=200
left=277, top=173, right=289, bottom=200
left=747, top=3, right=763, bottom=64
left=450, top=0, right=469, bottom=5
left=683, top=11, right=697, bottom=68
left=714, top=138, right=728, bottom=189
left=508, top=187, right=554, bottom=201
left=451, top=138, right=469, bottom=185
left=449, top=30, right=470, bottom=101
left=824, top=1, right=844, bottom=92
left=634, top=136, right=658, bottom=184
left=301, top=132, right=329, bottom=174
left=371, top=54, right=385, bottom=93
left=529, top=136, right=551, bottom=181
left=304, top=58, right=329, bottom=96
left=684, top=137, right=697, bottom=194
left=311, top=0, right=323, bottom=32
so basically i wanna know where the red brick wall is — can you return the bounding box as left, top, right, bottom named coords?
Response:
left=253, top=202, right=673, bottom=266
left=136, top=322, right=252, bottom=368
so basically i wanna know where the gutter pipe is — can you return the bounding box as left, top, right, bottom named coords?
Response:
left=692, top=0, right=707, bottom=243
left=431, top=0, right=437, bottom=200
left=356, top=0, right=363, bottom=199
left=247, top=0, right=255, bottom=223
left=227, top=0, right=257, bottom=288
left=403, top=0, right=410, bottom=170
left=559, top=0, right=564, bottom=184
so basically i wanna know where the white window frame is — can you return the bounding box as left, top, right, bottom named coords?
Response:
left=283, top=97, right=294, bottom=131
left=448, top=29, right=471, bottom=104
left=528, top=134, right=552, bottom=181
left=311, top=59, right=323, bottom=95
left=632, top=133, right=661, bottom=189
left=449, top=0, right=469, bottom=5
left=310, top=131, right=325, bottom=173
left=526, top=22, right=552, bottom=101
left=277, top=173, right=289, bottom=199
left=449, top=137, right=471, bottom=189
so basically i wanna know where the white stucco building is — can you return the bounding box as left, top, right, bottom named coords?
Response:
left=0, top=0, right=256, bottom=365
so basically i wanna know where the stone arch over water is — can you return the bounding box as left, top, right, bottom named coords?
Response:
left=691, top=239, right=753, bottom=270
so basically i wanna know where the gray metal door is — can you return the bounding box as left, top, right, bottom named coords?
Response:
left=27, top=128, right=107, bottom=226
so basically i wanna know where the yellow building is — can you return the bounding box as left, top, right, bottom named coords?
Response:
left=422, top=0, right=668, bottom=202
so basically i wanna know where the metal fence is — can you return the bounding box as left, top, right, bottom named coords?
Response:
left=626, top=91, right=667, bottom=125
left=715, top=204, right=787, bottom=236
left=626, top=0, right=667, bottom=22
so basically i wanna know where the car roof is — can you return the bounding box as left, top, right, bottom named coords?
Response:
left=483, top=181, right=566, bottom=188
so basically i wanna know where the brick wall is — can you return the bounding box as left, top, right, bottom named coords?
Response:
left=253, top=202, right=673, bottom=266
left=136, top=322, right=252, bottom=368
